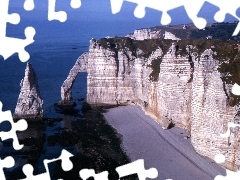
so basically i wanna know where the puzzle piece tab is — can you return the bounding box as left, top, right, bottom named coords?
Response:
left=0, top=101, right=28, bottom=150
left=0, top=0, right=36, bottom=62
left=182, top=0, right=207, bottom=29
left=232, top=83, right=240, bottom=96
left=20, top=149, right=74, bottom=180
left=0, top=156, right=15, bottom=180
left=24, top=0, right=35, bottom=11
left=213, top=83, right=240, bottom=179
left=207, top=0, right=240, bottom=36
left=214, top=170, right=240, bottom=180
left=214, top=152, right=240, bottom=180
left=110, top=0, right=240, bottom=35
left=79, top=169, right=109, bottom=180
left=110, top=0, right=185, bottom=25
left=70, top=0, right=82, bottom=9
left=48, top=0, right=82, bottom=22
left=116, top=159, right=158, bottom=180
left=110, top=0, right=207, bottom=27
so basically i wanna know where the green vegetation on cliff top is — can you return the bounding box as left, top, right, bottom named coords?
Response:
left=147, top=22, right=240, bottom=41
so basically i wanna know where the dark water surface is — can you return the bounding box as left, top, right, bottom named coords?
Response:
left=2, top=105, right=137, bottom=179
left=0, top=17, right=150, bottom=179
left=0, top=2, right=234, bottom=179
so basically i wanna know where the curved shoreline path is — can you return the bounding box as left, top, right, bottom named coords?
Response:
left=103, top=105, right=226, bottom=180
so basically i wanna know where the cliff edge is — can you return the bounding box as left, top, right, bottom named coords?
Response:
left=61, top=29, right=240, bottom=171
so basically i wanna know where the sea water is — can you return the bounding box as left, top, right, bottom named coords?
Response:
left=0, top=18, right=161, bottom=114
left=0, top=12, right=161, bottom=178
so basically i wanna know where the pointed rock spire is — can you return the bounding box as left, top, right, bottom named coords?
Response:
left=14, top=62, right=43, bottom=119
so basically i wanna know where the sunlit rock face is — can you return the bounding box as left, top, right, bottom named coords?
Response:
left=62, top=36, right=240, bottom=171
left=126, top=28, right=162, bottom=40
left=163, top=31, right=181, bottom=40
left=14, top=62, right=43, bottom=119
left=125, top=29, right=181, bottom=41
left=190, top=53, right=238, bottom=170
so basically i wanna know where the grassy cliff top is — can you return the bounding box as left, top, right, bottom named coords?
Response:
left=97, top=37, right=239, bottom=60
left=136, top=22, right=240, bottom=41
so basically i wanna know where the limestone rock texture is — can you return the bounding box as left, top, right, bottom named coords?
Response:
left=126, top=28, right=181, bottom=41
left=14, top=62, right=43, bottom=119
left=60, top=52, right=88, bottom=104
left=126, top=28, right=162, bottom=40
left=164, top=31, right=181, bottom=40
left=61, top=37, right=240, bottom=171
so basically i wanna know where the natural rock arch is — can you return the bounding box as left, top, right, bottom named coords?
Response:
left=59, top=52, right=88, bottom=105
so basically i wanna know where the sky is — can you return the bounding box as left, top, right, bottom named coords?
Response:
left=6, top=0, right=239, bottom=42
left=9, top=0, right=238, bottom=24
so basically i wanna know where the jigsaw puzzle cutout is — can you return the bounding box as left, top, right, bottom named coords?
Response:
left=0, top=156, right=15, bottom=180
left=1, top=0, right=240, bottom=179
left=0, top=0, right=36, bottom=62
left=79, top=159, right=158, bottom=180
left=232, top=83, right=240, bottom=96
left=0, top=101, right=28, bottom=150
left=24, top=0, right=35, bottom=11
left=0, top=0, right=82, bottom=62
left=116, top=159, right=158, bottom=180
left=48, top=0, right=67, bottom=22
left=214, top=170, right=240, bottom=180
left=79, top=169, right=109, bottom=180
left=213, top=84, right=240, bottom=179
left=110, top=0, right=240, bottom=35
left=48, top=0, right=82, bottom=22
left=24, top=0, right=82, bottom=22
left=20, top=149, right=74, bottom=180
left=207, top=0, right=240, bottom=36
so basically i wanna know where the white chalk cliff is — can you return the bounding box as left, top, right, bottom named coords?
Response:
left=14, top=62, right=43, bottom=119
left=61, top=36, right=240, bottom=171
left=126, top=28, right=162, bottom=40
left=126, top=28, right=181, bottom=41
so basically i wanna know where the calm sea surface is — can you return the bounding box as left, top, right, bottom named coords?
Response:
left=0, top=19, right=158, bottom=179
left=0, top=19, right=158, bottom=114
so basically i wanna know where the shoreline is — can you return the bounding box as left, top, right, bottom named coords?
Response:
left=4, top=103, right=137, bottom=179
left=103, top=105, right=226, bottom=180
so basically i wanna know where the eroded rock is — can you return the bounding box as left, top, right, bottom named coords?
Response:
left=14, top=62, right=43, bottom=119
left=61, top=37, right=240, bottom=170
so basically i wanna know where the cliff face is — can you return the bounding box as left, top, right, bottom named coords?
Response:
left=14, top=62, right=43, bottom=119
left=61, top=37, right=240, bottom=170
left=126, top=28, right=162, bottom=40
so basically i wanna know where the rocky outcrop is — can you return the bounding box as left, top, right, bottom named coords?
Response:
left=61, top=37, right=240, bottom=171
left=125, top=23, right=240, bottom=41
left=163, top=31, right=181, bottom=40
left=126, top=28, right=181, bottom=41
left=14, top=62, right=43, bottom=119
left=126, top=28, right=162, bottom=40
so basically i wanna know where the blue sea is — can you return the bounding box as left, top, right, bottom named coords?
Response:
left=1, top=1, right=236, bottom=178
left=0, top=18, right=166, bottom=115
left=1, top=0, right=234, bottom=113
left=0, top=5, right=166, bottom=178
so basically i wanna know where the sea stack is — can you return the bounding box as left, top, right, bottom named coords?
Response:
left=14, top=62, right=43, bottom=119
